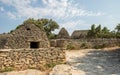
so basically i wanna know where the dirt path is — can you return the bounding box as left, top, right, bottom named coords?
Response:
left=66, top=48, right=120, bottom=75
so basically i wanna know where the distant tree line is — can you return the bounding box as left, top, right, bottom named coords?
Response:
left=13, top=18, right=120, bottom=39
left=87, top=24, right=120, bottom=38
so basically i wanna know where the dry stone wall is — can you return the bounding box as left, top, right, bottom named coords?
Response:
left=50, top=39, right=68, bottom=47
left=50, top=39, right=120, bottom=49
left=0, top=48, right=65, bottom=71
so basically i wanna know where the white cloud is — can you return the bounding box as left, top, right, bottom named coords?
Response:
left=0, top=0, right=105, bottom=19
left=42, top=0, right=47, bottom=4
left=0, top=6, right=4, bottom=12
left=7, top=12, right=16, bottom=19
left=59, top=20, right=89, bottom=34
left=0, top=0, right=105, bottom=34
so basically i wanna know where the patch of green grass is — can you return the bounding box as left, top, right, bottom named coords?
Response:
left=94, top=44, right=107, bottom=49
left=28, top=66, right=36, bottom=69
left=81, top=43, right=89, bottom=49
left=46, top=62, right=65, bottom=68
left=66, top=44, right=75, bottom=50
left=46, top=63, right=56, bottom=68
left=0, top=67, right=14, bottom=72
left=80, top=42, right=92, bottom=49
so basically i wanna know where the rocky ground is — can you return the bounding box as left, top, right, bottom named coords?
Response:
left=0, top=69, right=47, bottom=75
left=64, top=48, right=120, bottom=75
left=0, top=47, right=120, bottom=75
left=50, top=47, right=120, bottom=75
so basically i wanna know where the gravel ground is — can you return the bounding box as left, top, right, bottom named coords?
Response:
left=66, top=48, right=120, bottom=75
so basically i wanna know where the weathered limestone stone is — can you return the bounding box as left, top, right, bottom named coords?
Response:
left=0, top=24, right=50, bottom=49
left=0, top=48, right=65, bottom=71
left=49, top=64, right=85, bottom=75
left=50, top=39, right=120, bottom=49
left=57, top=27, right=70, bottom=39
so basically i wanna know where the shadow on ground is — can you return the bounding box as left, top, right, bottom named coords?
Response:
left=68, top=48, right=120, bottom=75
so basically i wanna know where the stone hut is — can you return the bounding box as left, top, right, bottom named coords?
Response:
left=0, top=24, right=50, bottom=49
left=50, top=27, right=70, bottom=47
left=71, top=30, right=88, bottom=39
left=57, top=27, right=70, bottom=39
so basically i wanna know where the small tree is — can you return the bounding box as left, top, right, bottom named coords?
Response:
left=87, top=24, right=96, bottom=38
left=102, top=27, right=109, bottom=34
left=115, top=24, right=120, bottom=32
left=96, top=24, right=102, bottom=38
left=110, top=31, right=116, bottom=38
left=101, top=27, right=110, bottom=38
left=22, top=18, right=59, bottom=39
left=87, top=24, right=113, bottom=38
left=115, top=24, right=120, bottom=38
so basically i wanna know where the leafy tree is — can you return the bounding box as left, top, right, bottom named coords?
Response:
left=87, top=24, right=102, bottom=38
left=96, top=24, right=101, bottom=33
left=87, top=24, right=115, bottom=38
left=101, top=27, right=110, bottom=38
left=115, top=24, right=120, bottom=38
left=23, top=18, right=59, bottom=39
left=42, top=19, right=59, bottom=38
left=23, top=18, right=44, bottom=31
left=102, top=27, right=109, bottom=34
left=49, top=33, right=57, bottom=39
left=95, top=24, right=102, bottom=38
left=115, top=24, right=120, bottom=32
left=87, top=24, right=96, bottom=38
left=24, top=18, right=35, bottom=24
left=110, top=31, right=116, bottom=38
left=91, top=24, right=96, bottom=33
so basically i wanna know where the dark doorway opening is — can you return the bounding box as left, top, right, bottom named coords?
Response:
left=27, top=28, right=31, bottom=30
left=30, top=42, right=39, bottom=48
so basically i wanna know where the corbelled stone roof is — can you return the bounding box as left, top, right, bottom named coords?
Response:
left=71, top=30, right=88, bottom=39
left=0, top=24, right=50, bottom=49
left=57, top=27, right=70, bottom=39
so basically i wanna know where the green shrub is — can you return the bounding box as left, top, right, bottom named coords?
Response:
left=93, top=43, right=107, bottom=49
left=66, top=43, right=75, bottom=50
left=46, top=63, right=56, bottom=68
left=28, top=66, right=36, bottom=69
left=0, top=67, right=14, bottom=72
left=81, top=43, right=88, bottom=49
left=16, top=25, right=22, bottom=29
left=10, top=30, right=14, bottom=33
left=80, top=42, right=92, bottom=49
left=46, top=62, right=65, bottom=69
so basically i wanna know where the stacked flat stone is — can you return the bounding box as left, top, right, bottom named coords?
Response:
left=0, top=48, right=65, bottom=71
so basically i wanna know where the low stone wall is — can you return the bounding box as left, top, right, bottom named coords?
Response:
left=50, top=39, right=68, bottom=47
left=73, top=39, right=120, bottom=46
left=0, top=48, right=65, bottom=72
left=50, top=39, right=120, bottom=49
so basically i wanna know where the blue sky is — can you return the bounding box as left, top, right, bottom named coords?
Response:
left=0, top=0, right=120, bottom=35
